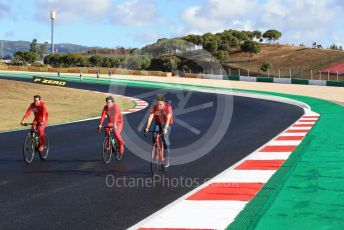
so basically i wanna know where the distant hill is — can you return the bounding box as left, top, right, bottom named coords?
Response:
left=0, top=40, right=98, bottom=57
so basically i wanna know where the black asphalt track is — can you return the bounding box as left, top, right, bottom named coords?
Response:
left=0, top=76, right=303, bottom=229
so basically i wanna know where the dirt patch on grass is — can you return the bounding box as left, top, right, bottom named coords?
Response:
left=0, top=79, right=134, bottom=131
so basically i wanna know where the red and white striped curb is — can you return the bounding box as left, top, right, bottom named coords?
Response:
left=130, top=110, right=320, bottom=230
left=83, top=90, right=148, bottom=114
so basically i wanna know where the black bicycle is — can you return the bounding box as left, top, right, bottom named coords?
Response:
left=22, top=123, right=49, bottom=164
left=101, top=126, right=122, bottom=164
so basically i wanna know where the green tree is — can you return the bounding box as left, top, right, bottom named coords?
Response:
left=231, top=31, right=249, bottom=43
left=253, top=30, right=262, bottom=40
left=74, top=53, right=88, bottom=66
left=101, top=57, right=111, bottom=67
left=240, top=40, right=261, bottom=61
left=263, top=29, right=282, bottom=45
left=12, top=52, right=25, bottom=65
left=203, top=39, right=219, bottom=54
left=260, top=62, right=273, bottom=72
left=25, top=51, right=37, bottom=64
left=38, top=42, right=48, bottom=57
left=161, top=56, right=181, bottom=72
left=89, top=55, right=103, bottom=67
left=59, top=54, right=71, bottom=67
left=109, top=57, right=121, bottom=68
left=141, top=38, right=190, bottom=56
left=222, top=30, right=240, bottom=47
left=214, top=50, right=229, bottom=63
left=49, top=54, right=61, bottom=67
left=183, top=34, right=203, bottom=46
left=181, top=64, right=190, bottom=72
left=30, top=39, right=38, bottom=53
left=44, top=54, right=61, bottom=67
left=219, top=42, right=230, bottom=52
left=13, top=51, right=37, bottom=64
left=43, top=55, right=51, bottom=66
left=122, top=55, right=151, bottom=70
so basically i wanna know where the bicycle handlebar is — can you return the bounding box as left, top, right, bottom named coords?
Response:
left=22, top=122, right=42, bottom=126
left=97, top=126, right=117, bottom=133
left=144, top=130, right=162, bottom=138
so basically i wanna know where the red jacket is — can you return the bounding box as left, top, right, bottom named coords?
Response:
left=23, top=101, right=48, bottom=123
left=100, top=104, right=123, bottom=126
left=150, top=103, right=173, bottom=125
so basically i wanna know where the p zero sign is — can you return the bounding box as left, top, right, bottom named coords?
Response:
left=32, top=76, right=67, bottom=87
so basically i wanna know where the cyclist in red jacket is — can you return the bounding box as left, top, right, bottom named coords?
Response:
left=98, top=96, right=124, bottom=154
left=21, top=95, right=48, bottom=153
left=145, top=94, right=173, bottom=167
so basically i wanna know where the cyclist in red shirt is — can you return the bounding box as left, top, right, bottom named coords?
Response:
left=98, top=96, right=124, bottom=154
left=145, top=95, right=173, bottom=167
left=21, top=95, right=49, bottom=153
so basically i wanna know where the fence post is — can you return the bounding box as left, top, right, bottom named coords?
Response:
left=337, top=71, right=339, bottom=82
left=268, top=69, right=270, bottom=78
left=289, top=69, right=292, bottom=78
left=211, top=68, right=213, bottom=74
left=228, top=68, right=231, bottom=76
left=247, top=69, right=249, bottom=77
left=311, top=69, right=313, bottom=80
left=319, top=70, right=321, bottom=80
left=278, top=69, right=280, bottom=78
left=238, top=69, right=241, bottom=77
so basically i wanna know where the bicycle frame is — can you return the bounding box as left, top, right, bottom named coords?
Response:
left=151, top=131, right=165, bottom=163
left=104, top=126, right=116, bottom=148
left=24, top=123, right=41, bottom=147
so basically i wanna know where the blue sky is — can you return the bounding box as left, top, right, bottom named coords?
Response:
left=0, top=0, right=343, bottom=48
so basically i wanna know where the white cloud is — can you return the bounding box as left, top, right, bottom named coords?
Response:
left=130, top=31, right=164, bottom=46
left=181, top=6, right=225, bottom=34
left=111, top=0, right=158, bottom=26
left=34, top=0, right=159, bottom=27
left=34, top=0, right=112, bottom=23
left=205, top=0, right=257, bottom=19
left=180, top=0, right=257, bottom=34
left=0, top=0, right=11, bottom=19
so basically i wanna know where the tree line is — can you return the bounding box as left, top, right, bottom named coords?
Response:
left=141, top=29, right=282, bottom=65
left=11, top=39, right=48, bottom=65
left=43, top=53, right=153, bottom=70
left=11, top=29, right=283, bottom=72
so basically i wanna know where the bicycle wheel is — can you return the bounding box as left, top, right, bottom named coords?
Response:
left=23, top=135, right=35, bottom=164
left=151, top=145, right=160, bottom=175
left=113, top=140, right=122, bottom=161
left=159, top=139, right=166, bottom=171
left=102, top=137, right=112, bottom=164
left=39, top=134, right=49, bottom=161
